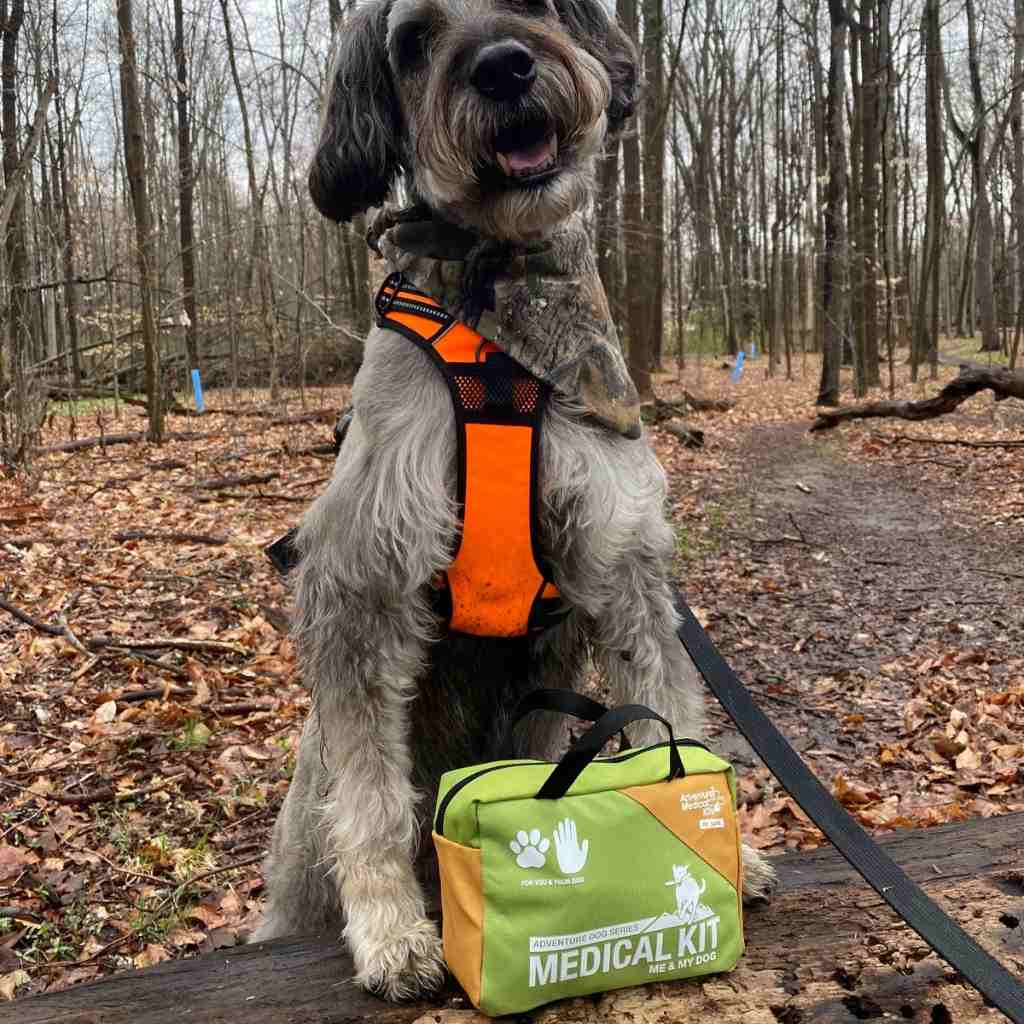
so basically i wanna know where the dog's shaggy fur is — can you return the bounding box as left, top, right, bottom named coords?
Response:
left=254, top=0, right=775, bottom=1001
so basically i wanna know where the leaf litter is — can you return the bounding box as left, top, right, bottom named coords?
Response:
left=1, top=360, right=1023, bottom=997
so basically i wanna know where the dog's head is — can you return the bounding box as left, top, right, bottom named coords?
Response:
left=309, top=0, right=637, bottom=241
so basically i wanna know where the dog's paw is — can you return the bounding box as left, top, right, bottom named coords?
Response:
left=355, top=917, right=446, bottom=1002
left=741, top=841, right=778, bottom=905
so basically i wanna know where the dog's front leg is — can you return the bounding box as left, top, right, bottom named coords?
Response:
left=260, top=335, right=457, bottom=998
left=313, top=639, right=445, bottom=1001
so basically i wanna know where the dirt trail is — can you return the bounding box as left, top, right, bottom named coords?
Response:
left=683, top=419, right=1024, bottom=784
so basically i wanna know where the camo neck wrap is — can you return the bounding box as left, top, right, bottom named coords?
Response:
left=368, top=205, right=642, bottom=440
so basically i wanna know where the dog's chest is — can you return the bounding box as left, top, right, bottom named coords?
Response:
left=376, top=274, right=564, bottom=639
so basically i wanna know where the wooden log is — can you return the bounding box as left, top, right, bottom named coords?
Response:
left=8, top=813, right=1024, bottom=1024
left=810, top=365, right=1024, bottom=432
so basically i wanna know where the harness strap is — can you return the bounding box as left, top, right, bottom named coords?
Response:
left=376, top=273, right=563, bottom=638
left=672, top=587, right=1024, bottom=1023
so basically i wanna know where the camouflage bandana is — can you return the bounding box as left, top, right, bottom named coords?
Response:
left=368, top=206, right=642, bottom=440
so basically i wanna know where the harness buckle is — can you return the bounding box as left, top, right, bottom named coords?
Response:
left=374, top=272, right=405, bottom=320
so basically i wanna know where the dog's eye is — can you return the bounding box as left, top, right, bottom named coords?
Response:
left=520, top=0, right=552, bottom=14
left=392, top=22, right=430, bottom=70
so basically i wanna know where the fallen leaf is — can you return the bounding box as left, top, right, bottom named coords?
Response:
left=0, top=969, right=29, bottom=1000
left=94, top=700, right=117, bottom=724
left=0, top=846, right=39, bottom=883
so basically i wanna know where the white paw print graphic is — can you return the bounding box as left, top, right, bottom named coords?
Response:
left=509, top=829, right=549, bottom=869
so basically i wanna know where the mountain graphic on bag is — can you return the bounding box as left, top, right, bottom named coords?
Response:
left=432, top=691, right=744, bottom=1016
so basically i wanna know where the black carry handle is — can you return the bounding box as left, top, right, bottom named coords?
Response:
left=501, top=688, right=628, bottom=759
left=672, top=587, right=1024, bottom=1024
left=536, top=704, right=684, bottom=800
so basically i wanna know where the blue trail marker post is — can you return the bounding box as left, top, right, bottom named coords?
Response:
left=730, top=350, right=746, bottom=384
left=191, top=369, right=205, bottom=413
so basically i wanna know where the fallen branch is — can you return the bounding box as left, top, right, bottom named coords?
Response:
left=0, top=599, right=246, bottom=656
left=662, top=421, right=705, bottom=448
left=270, top=409, right=334, bottom=426
left=120, top=685, right=191, bottom=704
left=51, top=787, right=118, bottom=807
left=3, top=536, right=64, bottom=548
left=91, top=636, right=247, bottom=655
left=36, top=431, right=219, bottom=455
left=0, top=597, right=64, bottom=636
left=878, top=432, right=1024, bottom=449
left=683, top=390, right=735, bottom=412
left=810, top=366, right=1024, bottom=431
left=287, top=442, right=337, bottom=456
left=113, top=530, right=229, bottom=546
left=193, top=472, right=278, bottom=491
left=194, top=491, right=307, bottom=503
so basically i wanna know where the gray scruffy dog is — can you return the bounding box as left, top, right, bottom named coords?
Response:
left=254, top=0, right=775, bottom=1002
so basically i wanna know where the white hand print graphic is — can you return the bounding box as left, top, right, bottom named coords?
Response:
left=553, top=817, right=589, bottom=874
left=509, top=829, right=549, bottom=869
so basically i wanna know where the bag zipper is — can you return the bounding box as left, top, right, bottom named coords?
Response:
left=434, top=738, right=710, bottom=836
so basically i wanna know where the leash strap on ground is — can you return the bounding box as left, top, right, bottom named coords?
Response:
left=673, top=589, right=1024, bottom=1023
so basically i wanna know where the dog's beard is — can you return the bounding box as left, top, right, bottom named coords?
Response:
left=413, top=46, right=610, bottom=241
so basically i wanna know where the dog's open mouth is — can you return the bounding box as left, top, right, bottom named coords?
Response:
left=487, top=118, right=560, bottom=187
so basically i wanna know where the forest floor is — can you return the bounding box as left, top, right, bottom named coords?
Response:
left=1, top=349, right=1023, bottom=1001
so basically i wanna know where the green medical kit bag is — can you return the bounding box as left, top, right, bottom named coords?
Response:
left=432, top=690, right=744, bottom=1016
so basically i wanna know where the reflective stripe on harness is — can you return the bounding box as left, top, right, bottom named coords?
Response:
left=375, top=273, right=564, bottom=638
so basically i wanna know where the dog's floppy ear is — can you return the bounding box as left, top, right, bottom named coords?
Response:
left=553, top=0, right=639, bottom=136
left=309, top=2, right=402, bottom=222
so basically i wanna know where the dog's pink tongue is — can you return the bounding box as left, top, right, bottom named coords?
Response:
left=498, top=136, right=556, bottom=174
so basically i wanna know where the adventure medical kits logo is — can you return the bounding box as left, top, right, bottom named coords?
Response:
left=679, top=785, right=726, bottom=831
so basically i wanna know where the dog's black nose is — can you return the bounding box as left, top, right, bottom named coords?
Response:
left=470, top=41, right=536, bottom=101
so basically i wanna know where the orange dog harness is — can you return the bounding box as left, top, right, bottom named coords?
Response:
left=375, top=273, right=564, bottom=638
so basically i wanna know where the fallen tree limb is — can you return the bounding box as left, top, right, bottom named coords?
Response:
left=877, top=432, right=1024, bottom=449
left=683, top=390, right=735, bottom=412
left=270, top=409, right=335, bottom=426
left=645, top=395, right=735, bottom=424
left=0, top=599, right=246, bottom=657
left=0, top=597, right=64, bottom=636
left=113, top=530, right=229, bottom=546
left=662, top=421, right=705, bottom=448
left=192, top=472, right=278, bottom=491
left=35, top=431, right=219, bottom=455
left=811, top=366, right=1024, bottom=431
left=91, top=637, right=247, bottom=655
left=12, top=812, right=1024, bottom=1023
left=194, top=491, right=308, bottom=503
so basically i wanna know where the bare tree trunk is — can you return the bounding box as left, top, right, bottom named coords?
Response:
left=859, top=0, right=881, bottom=387
left=2, top=0, right=28, bottom=447
left=50, top=0, right=81, bottom=389
left=1012, top=0, right=1024, bottom=368
left=174, top=0, right=199, bottom=372
left=642, top=0, right=665, bottom=371
left=220, top=0, right=279, bottom=400
left=817, top=0, right=849, bottom=406
left=956, top=0, right=999, bottom=353
left=116, top=0, right=163, bottom=442
left=911, top=0, right=944, bottom=381
left=620, top=0, right=651, bottom=399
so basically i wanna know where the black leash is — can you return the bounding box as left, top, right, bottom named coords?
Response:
left=673, top=589, right=1024, bottom=1023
